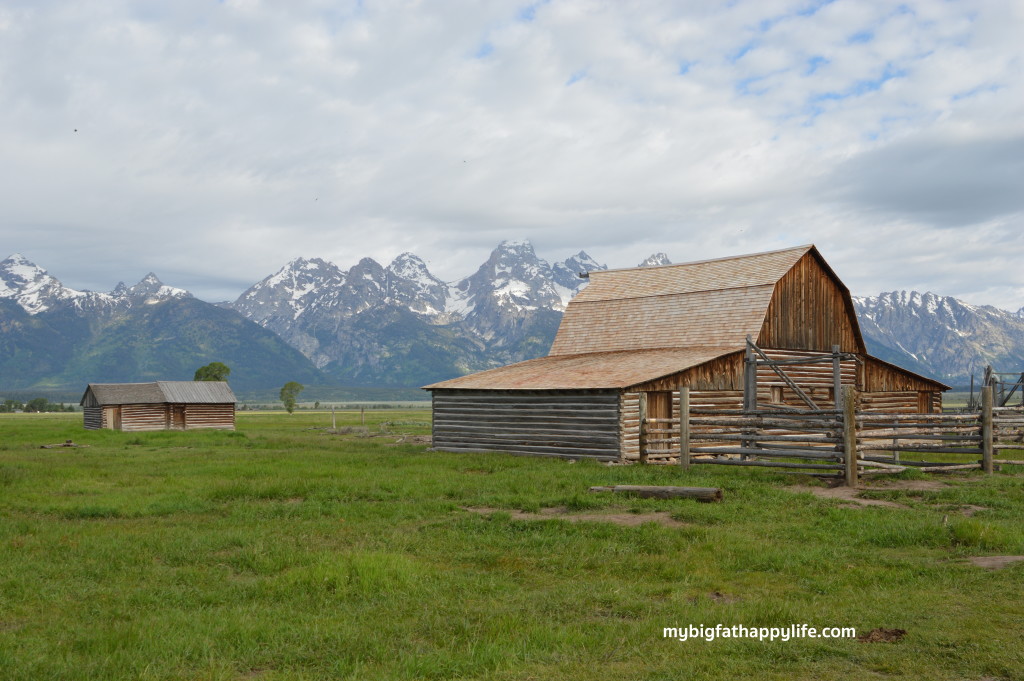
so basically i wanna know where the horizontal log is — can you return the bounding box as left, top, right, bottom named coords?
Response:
left=857, top=446, right=982, bottom=454
left=689, top=446, right=840, bottom=459
left=431, top=445, right=616, bottom=460
left=589, top=485, right=723, bottom=501
left=432, top=442, right=617, bottom=456
left=690, top=459, right=844, bottom=470
left=689, top=433, right=840, bottom=443
left=857, top=413, right=980, bottom=422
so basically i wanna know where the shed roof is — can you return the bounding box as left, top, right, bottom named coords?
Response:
left=424, top=347, right=740, bottom=390
left=81, top=381, right=236, bottom=406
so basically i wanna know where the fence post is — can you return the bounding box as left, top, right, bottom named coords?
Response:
left=832, top=344, right=842, bottom=408
left=982, top=386, right=994, bottom=474
left=638, top=392, right=649, bottom=464
left=679, top=386, right=690, bottom=469
left=843, top=386, right=858, bottom=487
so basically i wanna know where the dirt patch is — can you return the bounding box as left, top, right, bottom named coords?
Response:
left=869, top=479, right=949, bottom=491
left=965, top=555, right=1024, bottom=570
left=858, top=628, right=906, bottom=643
left=687, top=590, right=741, bottom=604
left=790, top=485, right=909, bottom=508
left=463, top=506, right=686, bottom=528
left=957, top=504, right=987, bottom=517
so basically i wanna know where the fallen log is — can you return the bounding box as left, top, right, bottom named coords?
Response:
left=588, top=485, right=723, bottom=502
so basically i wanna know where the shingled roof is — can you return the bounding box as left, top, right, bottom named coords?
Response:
left=81, top=381, right=237, bottom=407
left=424, top=347, right=742, bottom=390
left=549, top=245, right=813, bottom=355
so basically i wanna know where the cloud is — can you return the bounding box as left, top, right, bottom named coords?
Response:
left=823, top=131, right=1024, bottom=226
left=0, top=0, right=1021, bottom=308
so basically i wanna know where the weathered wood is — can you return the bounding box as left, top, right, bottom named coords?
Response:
left=689, top=446, right=839, bottom=460
left=588, top=485, right=722, bottom=502
left=638, top=392, right=649, bottom=464
left=982, top=386, right=994, bottom=474
left=843, top=386, right=858, bottom=487
left=691, top=459, right=844, bottom=470
left=679, top=386, right=690, bottom=469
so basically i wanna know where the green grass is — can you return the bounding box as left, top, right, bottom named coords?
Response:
left=2, top=412, right=1023, bottom=680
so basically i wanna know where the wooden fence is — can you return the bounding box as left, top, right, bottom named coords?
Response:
left=637, top=386, right=1024, bottom=486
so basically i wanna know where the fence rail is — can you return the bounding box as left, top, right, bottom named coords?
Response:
left=636, top=386, right=1024, bottom=485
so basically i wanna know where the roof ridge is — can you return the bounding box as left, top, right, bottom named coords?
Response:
left=596, top=244, right=814, bottom=276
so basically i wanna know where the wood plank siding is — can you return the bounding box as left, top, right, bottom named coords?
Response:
left=184, top=404, right=236, bottom=429
left=758, top=252, right=864, bottom=353
left=431, top=390, right=620, bottom=459
left=83, top=407, right=103, bottom=430
left=120, top=404, right=170, bottom=432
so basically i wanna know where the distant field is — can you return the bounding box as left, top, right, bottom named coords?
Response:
left=1, top=412, right=1023, bottom=680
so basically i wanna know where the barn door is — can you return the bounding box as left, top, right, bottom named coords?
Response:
left=647, top=391, right=672, bottom=447
left=104, top=406, right=122, bottom=430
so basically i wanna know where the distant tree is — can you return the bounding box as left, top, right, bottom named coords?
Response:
left=280, top=382, right=305, bottom=414
left=314, top=400, right=320, bottom=409
left=194, top=362, right=231, bottom=382
left=24, top=397, right=50, bottom=413
left=0, top=399, right=23, bottom=413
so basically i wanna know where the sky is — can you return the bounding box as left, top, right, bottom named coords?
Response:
left=1, top=0, right=1022, bottom=308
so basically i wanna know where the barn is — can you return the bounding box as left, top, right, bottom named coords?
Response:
left=80, top=381, right=237, bottom=431
left=425, top=245, right=949, bottom=461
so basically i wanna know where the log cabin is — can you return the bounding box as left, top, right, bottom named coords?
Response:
left=80, top=381, right=237, bottom=431
left=425, top=245, right=949, bottom=461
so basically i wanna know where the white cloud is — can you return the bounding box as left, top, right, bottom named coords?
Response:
left=0, top=0, right=1021, bottom=307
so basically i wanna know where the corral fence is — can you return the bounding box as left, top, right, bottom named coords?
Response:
left=638, top=386, right=1024, bottom=486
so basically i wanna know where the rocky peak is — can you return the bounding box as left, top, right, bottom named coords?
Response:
left=0, top=253, right=108, bottom=314
left=386, top=253, right=447, bottom=315
left=125, top=273, right=190, bottom=303
left=638, top=253, right=672, bottom=267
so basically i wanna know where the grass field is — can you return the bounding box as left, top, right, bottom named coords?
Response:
left=2, top=411, right=1023, bottom=680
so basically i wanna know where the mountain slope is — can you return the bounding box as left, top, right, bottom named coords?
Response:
left=0, top=255, right=324, bottom=391
left=854, top=291, right=1024, bottom=384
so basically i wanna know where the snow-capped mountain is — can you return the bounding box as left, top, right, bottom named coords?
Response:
left=0, top=253, right=319, bottom=391
left=0, top=254, right=190, bottom=314
left=6, top=248, right=1023, bottom=390
left=638, top=253, right=672, bottom=267
left=226, top=240, right=607, bottom=383
left=854, top=291, right=1024, bottom=383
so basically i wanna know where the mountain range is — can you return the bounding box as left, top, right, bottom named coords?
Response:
left=2, top=244, right=1023, bottom=392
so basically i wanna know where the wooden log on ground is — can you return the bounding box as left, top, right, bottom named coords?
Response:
left=588, top=485, right=723, bottom=502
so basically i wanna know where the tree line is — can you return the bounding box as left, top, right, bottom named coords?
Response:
left=1, top=398, right=77, bottom=413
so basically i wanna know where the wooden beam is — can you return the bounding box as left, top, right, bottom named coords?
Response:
left=843, top=385, right=858, bottom=487
left=679, top=386, right=690, bottom=469
left=982, top=386, right=994, bottom=474
left=588, top=485, right=722, bottom=502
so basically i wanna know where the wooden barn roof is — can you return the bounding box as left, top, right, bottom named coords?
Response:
left=550, top=245, right=812, bottom=355
left=80, top=381, right=236, bottom=406
left=424, top=347, right=740, bottom=390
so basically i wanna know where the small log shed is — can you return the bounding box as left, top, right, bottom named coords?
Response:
left=424, top=245, right=949, bottom=461
left=80, top=381, right=237, bottom=431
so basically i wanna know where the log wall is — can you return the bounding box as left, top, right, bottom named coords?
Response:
left=82, top=407, right=103, bottom=430
left=184, top=404, right=236, bottom=430
left=120, top=404, right=171, bottom=432
left=431, top=390, right=620, bottom=459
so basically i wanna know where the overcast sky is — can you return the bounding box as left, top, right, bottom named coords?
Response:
left=1, top=0, right=1022, bottom=308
